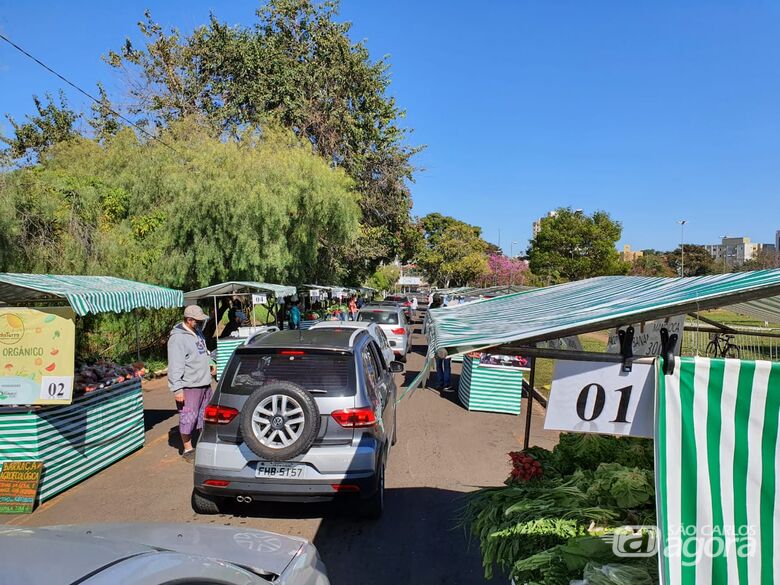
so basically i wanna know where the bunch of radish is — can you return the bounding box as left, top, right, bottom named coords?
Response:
left=508, top=451, right=543, bottom=482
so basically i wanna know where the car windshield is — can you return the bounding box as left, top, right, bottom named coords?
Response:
left=225, top=351, right=355, bottom=396
left=357, top=310, right=399, bottom=325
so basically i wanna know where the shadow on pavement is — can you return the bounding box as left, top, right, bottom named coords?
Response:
left=144, top=408, right=177, bottom=432
left=231, top=487, right=490, bottom=584
left=314, top=487, right=488, bottom=584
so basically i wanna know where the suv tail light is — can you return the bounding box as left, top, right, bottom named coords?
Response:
left=204, top=405, right=239, bottom=425
left=331, top=407, right=377, bottom=428
left=391, top=327, right=406, bottom=335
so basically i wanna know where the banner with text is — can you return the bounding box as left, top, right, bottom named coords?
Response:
left=0, top=307, right=76, bottom=406
left=607, top=315, right=685, bottom=357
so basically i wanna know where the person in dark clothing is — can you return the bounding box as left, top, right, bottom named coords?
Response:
left=202, top=298, right=229, bottom=351
left=219, top=300, right=243, bottom=338
left=429, top=294, right=453, bottom=392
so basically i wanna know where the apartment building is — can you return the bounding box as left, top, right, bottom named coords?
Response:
left=619, top=245, right=644, bottom=263
left=704, top=236, right=763, bottom=267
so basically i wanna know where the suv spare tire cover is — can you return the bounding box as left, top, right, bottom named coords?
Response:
left=239, top=382, right=321, bottom=461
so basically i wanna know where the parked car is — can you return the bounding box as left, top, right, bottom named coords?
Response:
left=310, top=320, right=395, bottom=367
left=0, top=523, right=329, bottom=584
left=356, top=305, right=413, bottom=362
left=193, top=329, right=402, bottom=518
left=382, top=295, right=413, bottom=320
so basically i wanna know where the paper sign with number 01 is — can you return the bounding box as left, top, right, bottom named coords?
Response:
left=544, top=359, right=656, bottom=438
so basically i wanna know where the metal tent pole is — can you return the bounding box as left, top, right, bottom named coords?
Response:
left=523, top=356, right=536, bottom=450
left=134, top=310, right=141, bottom=361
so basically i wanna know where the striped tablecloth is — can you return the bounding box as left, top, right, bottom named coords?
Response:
left=457, top=357, right=525, bottom=415
left=0, top=378, right=145, bottom=504
left=216, top=338, right=247, bottom=381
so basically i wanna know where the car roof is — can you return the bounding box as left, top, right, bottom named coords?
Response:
left=0, top=525, right=154, bottom=584
left=311, top=321, right=372, bottom=330
left=245, top=328, right=367, bottom=351
left=0, top=524, right=309, bottom=581
left=360, top=304, right=402, bottom=312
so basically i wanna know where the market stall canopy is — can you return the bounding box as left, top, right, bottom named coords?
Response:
left=426, top=270, right=780, bottom=357
left=0, top=273, right=183, bottom=316
left=457, top=284, right=533, bottom=298
left=183, top=281, right=296, bottom=302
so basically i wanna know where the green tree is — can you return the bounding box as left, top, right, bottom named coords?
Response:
left=365, top=264, right=400, bottom=293
left=105, top=1, right=419, bottom=280
left=630, top=253, right=676, bottom=277
left=1, top=92, right=79, bottom=162
left=666, top=245, right=716, bottom=277
left=88, top=83, right=122, bottom=142
left=733, top=248, right=780, bottom=272
left=416, top=213, right=489, bottom=287
left=0, top=120, right=359, bottom=289
left=527, top=208, right=626, bottom=282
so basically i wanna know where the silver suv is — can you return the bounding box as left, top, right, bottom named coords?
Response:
left=193, top=329, right=402, bottom=518
left=356, top=305, right=413, bottom=362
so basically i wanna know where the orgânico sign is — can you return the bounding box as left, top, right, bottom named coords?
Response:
left=0, top=307, right=75, bottom=406
left=0, top=461, right=44, bottom=514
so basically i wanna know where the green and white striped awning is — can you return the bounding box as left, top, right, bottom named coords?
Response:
left=184, top=281, right=296, bottom=302
left=427, top=270, right=780, bottom=357
left=0, top=273, right=183, bottom=316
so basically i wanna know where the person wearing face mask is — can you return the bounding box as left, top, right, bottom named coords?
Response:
left=167, top=305, right=214, bottom=462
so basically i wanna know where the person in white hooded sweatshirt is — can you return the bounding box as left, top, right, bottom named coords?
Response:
left=168, top=305, right=213, bottom=462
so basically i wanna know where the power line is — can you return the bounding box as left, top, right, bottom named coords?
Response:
left=0, top=32, right=187, bottom=159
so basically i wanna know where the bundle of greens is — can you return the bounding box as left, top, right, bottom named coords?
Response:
left=462, top=433, right=657, bottom=584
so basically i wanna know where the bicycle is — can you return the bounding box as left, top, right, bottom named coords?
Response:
left=705, top=333, right=741, bottom=359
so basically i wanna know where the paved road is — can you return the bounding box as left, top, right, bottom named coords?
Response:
left=3, top=325, right=559, bottom=584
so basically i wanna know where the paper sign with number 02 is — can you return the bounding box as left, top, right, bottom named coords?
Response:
left=39, top=375, right=73, bottom=402
left=544, top=359, right=656, bottom=438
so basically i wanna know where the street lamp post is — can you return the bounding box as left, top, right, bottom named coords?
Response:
left=677, top=220, right=688, bottom=276
left=510, top=241, right=518, bottom=285
left=721, top=235, right=728, bottom=274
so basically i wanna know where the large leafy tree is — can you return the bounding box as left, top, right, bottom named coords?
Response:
left=528, top=208, right=627, bottom=282
left=629, top=252, right=676, bottom=277
left=0, top=120, right=359, bottom=289
left=484, top=253, right=529, bottom=286
left=416, top=213, right=490, bottom=287
left=735, top=248, right=780, bottom=272
left=105, top=0, right=419, bottom=281
left=665, top=244, right=716, bottom=277
left=1, top=92, right=79, bottom=163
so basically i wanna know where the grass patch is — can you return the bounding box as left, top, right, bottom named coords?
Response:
left=693, top=309, right=780, bottom=329
left=531, top=335, right=606, bottom=397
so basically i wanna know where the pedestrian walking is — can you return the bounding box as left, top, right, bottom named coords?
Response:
left=348, top=296, right=358, bottom=321
left=429, top=294, right=453, bottom=392
left=410, top=296, right=418, bottom=321
left=167, top=305, right=214, bottom=462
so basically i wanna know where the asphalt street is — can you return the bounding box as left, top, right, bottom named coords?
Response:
left=2, top=324, right=559, bottom=584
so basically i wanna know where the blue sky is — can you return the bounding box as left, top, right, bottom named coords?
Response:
left=1, top=1, right=778, bottom=253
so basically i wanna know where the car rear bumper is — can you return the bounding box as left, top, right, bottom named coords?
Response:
left=387, top=336, right=409, bottom=355
left=194, top=467, right=380, bottom=502
left=194, top=439, right=382, bottom=502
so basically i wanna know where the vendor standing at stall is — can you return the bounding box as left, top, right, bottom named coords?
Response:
left=288, top=299, right=302, bottom=329
left=168, top=305, right=214, bottom=462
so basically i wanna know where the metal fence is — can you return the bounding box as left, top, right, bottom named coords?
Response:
left=682, top=326, right=780, bottom=362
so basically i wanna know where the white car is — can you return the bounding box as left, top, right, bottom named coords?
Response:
left=310, top=320, right=396, bottom=366
left=356, top=305, right=413, bottom=362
